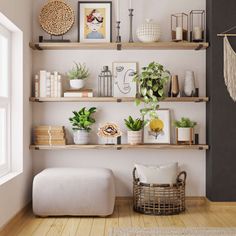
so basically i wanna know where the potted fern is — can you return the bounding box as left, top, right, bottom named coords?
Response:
left=134, top=61, right=170, bottom=109
left=124, top=116, right=146, bottom=145
left=69, top=107, right=96, bottom=145
left=67, top=62, right=89, bottom=89
left=173, top=117, right=197, bottom=144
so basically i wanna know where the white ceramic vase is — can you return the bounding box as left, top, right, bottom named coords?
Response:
left=73, top=130, right=89, bottom=145
left=127, top=130, right=142, bottom=145
left=136, top=19, right=161, bottom=43
left=70, top=79, right=85, bottom=89
left=177, top=128, right=193, bottom=142
left=184, top=71, right=196, bottom=96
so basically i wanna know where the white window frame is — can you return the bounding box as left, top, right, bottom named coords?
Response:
left=0, top=23, right=11, bottom=177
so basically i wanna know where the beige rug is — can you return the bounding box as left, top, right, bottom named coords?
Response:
left=109, top=227, right=236, bottom=236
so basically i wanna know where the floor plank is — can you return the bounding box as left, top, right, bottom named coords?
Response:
left=1, top=199, right=236, bottom=236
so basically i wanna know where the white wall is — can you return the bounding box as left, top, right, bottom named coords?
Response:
left=0, top=0, right=32, bottom=228
left=32, top=0, right=206, bottom=196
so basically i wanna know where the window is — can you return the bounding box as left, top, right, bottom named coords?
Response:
left=0, top=23, right=11, bottom=177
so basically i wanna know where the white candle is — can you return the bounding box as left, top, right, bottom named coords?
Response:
left=129, top=0, right=132, bottom=9
left=176, top=27, right=183, bottom=41
left=116, top=0, right=120, bottom=21
left=193, top=26, right=202, bottom=40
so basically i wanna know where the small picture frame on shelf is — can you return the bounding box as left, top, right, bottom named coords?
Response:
left=78, top=1, right=112, bottom=43
left=112, top=62, right=138, bottom=97
left=143, top=109, right=171, bottom=144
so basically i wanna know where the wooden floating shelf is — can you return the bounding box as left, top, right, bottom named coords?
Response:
left=30, top=144, right=209, bottom=151
left=29, top=42, right=209, bottom=51
left=29, top=97, right=209, bottom=103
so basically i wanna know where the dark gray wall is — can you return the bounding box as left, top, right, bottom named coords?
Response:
left=206, top=0, right=236, bottom=201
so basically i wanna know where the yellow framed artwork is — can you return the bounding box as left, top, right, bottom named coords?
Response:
left=78, top=1, right=112, bottom=43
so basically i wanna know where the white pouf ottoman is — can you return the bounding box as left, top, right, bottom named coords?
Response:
left=33, top=168, right=115, bottom=217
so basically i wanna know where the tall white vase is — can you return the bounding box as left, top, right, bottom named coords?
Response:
left=184, top=71, right=196, bottom=97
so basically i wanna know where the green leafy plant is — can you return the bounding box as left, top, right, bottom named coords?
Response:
left=69, top=107, right=96, bottom=132
left=134, top=61, right=170, bottom=108
left=67, top=62, right=89, bottom=80
left=124, top=116, right=147, bottom=131
left=173, top=117, right=197, bottom=128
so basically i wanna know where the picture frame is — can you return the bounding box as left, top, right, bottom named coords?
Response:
left=143, top=109, right=171, bottom=144
left=78, top=1, right=112, bottom=43
left=112, top=62, right=138, bottom=97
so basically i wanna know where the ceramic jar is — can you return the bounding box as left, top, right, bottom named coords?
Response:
left=136, top=19, right=161, bottom=43
left=73, top=130, right=89, bottom=144
left=184, top=71, right=196, bottom=97
left=70, top=79, right=85, bottom=89
left=127, top=130, right=142, bottom=145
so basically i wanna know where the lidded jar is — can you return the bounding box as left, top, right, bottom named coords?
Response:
left=136, top=19, right=161, bottom=43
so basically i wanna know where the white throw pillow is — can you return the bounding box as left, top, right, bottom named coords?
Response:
left=134, top=163, right=178, bottom=185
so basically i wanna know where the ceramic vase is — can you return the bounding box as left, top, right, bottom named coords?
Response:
left=136, top=19, right=161, bottom=43
left=127, top=130, right=142, bottom=145
left=171, top=75, right=179, bottom=97
left=73, top=130, right=89, bottom=145
left=184, top=71, right=196, bottom=97
left=70, top=79, right=85, bottom=89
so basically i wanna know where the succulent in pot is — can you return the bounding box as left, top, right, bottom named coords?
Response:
left=134, top=61, right=170, bottom=110
left=124, top=116, right=147, bottom=145
left=67, top=62, right=89, bottom=89
left=173, top=117, right=197, bottom=144
left=69, top=107, right=96, bottom=145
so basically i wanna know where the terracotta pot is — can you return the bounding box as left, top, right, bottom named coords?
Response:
left=127, top=130, right=142, bottom=145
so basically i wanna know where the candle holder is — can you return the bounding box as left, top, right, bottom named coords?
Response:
left=171, top=13, right=188, bottom=42
left=190, top=10, right=205, bottom=42
left=116, top=21, right=121, bottom=43
left=128, top=9, right=134, bottom=43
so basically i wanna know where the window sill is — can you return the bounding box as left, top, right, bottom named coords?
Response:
left=0, top=171, right=22, bottom=186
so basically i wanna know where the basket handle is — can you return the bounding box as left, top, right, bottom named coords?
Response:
left=133, top=168, right=139, bottom=182
left=177, top=171, right=187, bottom=183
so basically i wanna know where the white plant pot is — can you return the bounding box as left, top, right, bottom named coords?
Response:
left=70, top=79, right=85, bottom=89
left=73, top=130, right=89, bottom=145
left=127, top=130, right=143, bottom=145
left=177, top=128, right=193, bottom=142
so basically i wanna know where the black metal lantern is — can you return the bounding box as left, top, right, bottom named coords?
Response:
left=190, top=10, right=205, bottom=42
left=98, top=66, right=113, bottom=97
left=171, top=13, right=188, bottom=41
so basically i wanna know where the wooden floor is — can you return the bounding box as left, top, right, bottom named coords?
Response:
left=1, top=199, right=236, bottom=236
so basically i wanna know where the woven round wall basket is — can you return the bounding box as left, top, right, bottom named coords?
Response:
left=39, top=0, right=75, bottom=36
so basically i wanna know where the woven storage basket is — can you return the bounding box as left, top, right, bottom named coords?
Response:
left=133, top=168, right=186, bottom=215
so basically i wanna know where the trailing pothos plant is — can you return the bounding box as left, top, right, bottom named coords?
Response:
left=69, top=107, right=97, bottom=132
left=124, top=116, right=147, bottom=131
left=134, top=61, right=170, bottom=111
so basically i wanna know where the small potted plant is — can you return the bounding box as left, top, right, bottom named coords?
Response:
left=67, top=62, right=89, bottom=89
left=134, top=61, right=170, bottom=109
left=124, top=116, right=147, bottom=145
left=173, top=117, right=197, bottom=145
left=69, top=107, right=96, bottom=145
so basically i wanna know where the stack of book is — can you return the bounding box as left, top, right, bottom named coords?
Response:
left=64, top=89, right=93, bottom=98
left=34, top=70, right=62, bottom=98
left=33, top=126, right=66, bottom=146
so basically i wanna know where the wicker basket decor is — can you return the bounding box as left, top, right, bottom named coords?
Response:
left=39, top=0, right=75, bottom=36
left=133, top=168, right=186, bottom=215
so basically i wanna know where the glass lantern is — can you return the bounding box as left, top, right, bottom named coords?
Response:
left=171, top=13, right=188, bottom=41
left=98, top=66, right=113, bottom=97
left=190, top=10, right=205, bottom=42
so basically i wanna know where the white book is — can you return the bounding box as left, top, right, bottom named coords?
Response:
left=57, top=75, right=62, bottom=97
left=64, top=92, right=93, bottom=98
left=46, top=72, right=51, bottom=97
left=50, top=75, right=54, bottom=97
left=39, top=70, right=47, bottom=97
left=34, top=75, right=39, bottom=98
left=54, top=74, right=58, bottom=98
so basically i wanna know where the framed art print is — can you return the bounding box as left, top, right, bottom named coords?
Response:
left=143, top=109, right=171, bottom=144
left=78, top=1, right=112, bottom=43
left=112, top=62, right=138, bottom=97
